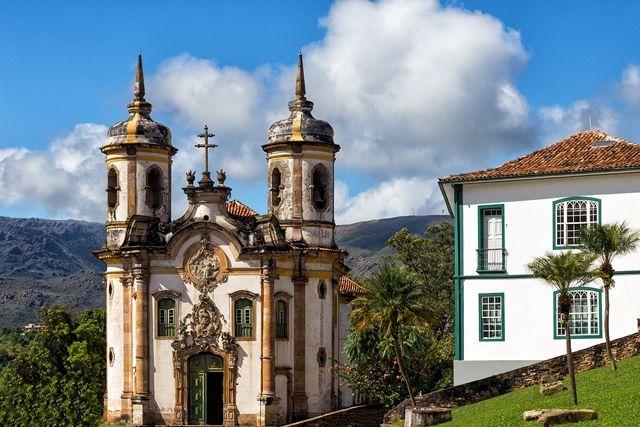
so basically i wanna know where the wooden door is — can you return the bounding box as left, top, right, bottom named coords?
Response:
left=188, top=353, right=224, bottom=425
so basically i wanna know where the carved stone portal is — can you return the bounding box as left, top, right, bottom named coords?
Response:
left=171, top=294, right=239, bottom=426
left=180, top=238, right=228, bottom=294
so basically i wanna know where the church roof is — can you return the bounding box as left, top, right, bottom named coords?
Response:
left=266, top=53, right=336, bottom=146
left=227, top=199, right=257, bottom=217
left=439, top=130, right=640, bottom=183
left=106, top=55, right=172, bottom=147
left=338, top=276, right=367, bottom=296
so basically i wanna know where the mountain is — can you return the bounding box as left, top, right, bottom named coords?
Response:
left=0, top=214, right=451, bottom=328
left=335, top=215, right=452, bottom=278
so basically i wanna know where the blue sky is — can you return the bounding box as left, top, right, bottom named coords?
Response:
left=2, top=0, right=640, bottom=223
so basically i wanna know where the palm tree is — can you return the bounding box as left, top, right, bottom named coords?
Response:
left=580, top=222, right=640, bottom=370
left=527, top=251, right=598, bottom=406
left=350, top=263, right=432, bottom=407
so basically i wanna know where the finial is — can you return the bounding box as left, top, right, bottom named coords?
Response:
left=288, top=52, right=314, bottom=113
left=295, top=51, right=306, bottom=101
left=134, top=54, right=145, bottom=101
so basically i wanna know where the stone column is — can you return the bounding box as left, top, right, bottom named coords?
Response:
left=292, top=275, right=308, bottom=420
left=258, top=260, right=278, bottom=426
left=132, top=268, right=150, bottom=425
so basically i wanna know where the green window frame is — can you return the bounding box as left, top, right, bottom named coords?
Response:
left=479, top=293, right=504, bottom=341
left=158, top=298, right=175, bottom=337
left=553, top=287, right=602, bottom=339
left=234, top=298, right=253, bottom=338
left=276, top=299, right=288, bottom=339
left=477, top=204, right=506, bottom=273
left=553, top=197, right=601, bottom=249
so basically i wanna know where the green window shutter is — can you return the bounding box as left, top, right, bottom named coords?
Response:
left=235, top=299, right=253, bottom=337
left=158, top=298, right=176, bottom=337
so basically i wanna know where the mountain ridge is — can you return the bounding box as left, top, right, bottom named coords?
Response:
left=0, top=214, right=451, bottom=327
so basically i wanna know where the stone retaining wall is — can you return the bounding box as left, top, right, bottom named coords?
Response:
left=385, top=332, right=640, bottom=423
left=284, top=404, right=385, bottom=427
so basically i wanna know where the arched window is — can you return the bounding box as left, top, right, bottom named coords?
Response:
left=146, top=166, right=163, bottom=210
left=158, top=298, right=175, bottom=337
left=555, top=288, right=601, bottom=339
left=235, top=299, right=253, bottom=338
left=312, top=164, right=328, bottom=210
left=554, top=197, right=600, bottom=248
left=271, top=168, right=282, bottom=207
left=276, top=300, right=288, bottom=339
left=107, top=167, right=119, bottom=210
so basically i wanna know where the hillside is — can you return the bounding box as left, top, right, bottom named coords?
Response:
left=442, top=355, right=640, bottom=426
left=0, top=214, right=451, bottom=327
left=335, top=215, right=451, bottom=278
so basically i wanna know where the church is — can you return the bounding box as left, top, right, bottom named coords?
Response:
left=93, top=54, right=365, bottom=426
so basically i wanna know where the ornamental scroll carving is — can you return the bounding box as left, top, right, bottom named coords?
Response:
left=180, top=238, right=228, bottom=294
left=171, top=293, right=240, bottom=426
left=172, top=293, right=225, bottom=352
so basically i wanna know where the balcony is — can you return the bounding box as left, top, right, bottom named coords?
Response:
left=477, top=248, right=507, bottom=272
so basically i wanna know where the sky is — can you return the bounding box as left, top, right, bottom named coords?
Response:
left=2, top=0, right=640, bottom=224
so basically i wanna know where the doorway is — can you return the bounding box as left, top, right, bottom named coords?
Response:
left=188, top=353, right=224, bottom=425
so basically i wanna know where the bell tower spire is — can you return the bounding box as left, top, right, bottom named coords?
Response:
left=134, top=54, right=145, bottom=101
left=295, top=51, right=306, bottom=102
left=263, top=53, right=340, bottom=248
left=101, top=55, right=177, bottom=249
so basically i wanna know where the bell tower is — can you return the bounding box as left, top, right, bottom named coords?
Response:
left=101, top=55, right=177, bottom=249
left=263, top=53, right=340, bottom=248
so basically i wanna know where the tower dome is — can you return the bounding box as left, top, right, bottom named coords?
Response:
left=267, top=53, right=335, bottom=145
left=107, top=55, right=172, bottom=146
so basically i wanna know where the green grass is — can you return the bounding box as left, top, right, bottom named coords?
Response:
left=440, top=356, right=640, bottom=426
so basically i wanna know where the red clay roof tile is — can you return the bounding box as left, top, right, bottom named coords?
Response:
left=226, top=199, right=257, bottom=217
left=440, top=130, right=640, bottom=183
left=338, top=275, right=367, bottom=296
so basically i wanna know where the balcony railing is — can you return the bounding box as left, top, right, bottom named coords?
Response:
left=477, top=248, right=507, bottom=272
left=236, top=325, right=253, bottom=338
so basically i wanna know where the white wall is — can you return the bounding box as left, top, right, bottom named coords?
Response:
left=457, top=171, right=640, bottom=362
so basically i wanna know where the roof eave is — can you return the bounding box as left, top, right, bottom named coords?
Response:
left=440, top=166, right=640, bottom=185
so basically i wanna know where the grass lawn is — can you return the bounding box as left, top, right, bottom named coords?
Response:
left=440, top=355, right=640, bottom=426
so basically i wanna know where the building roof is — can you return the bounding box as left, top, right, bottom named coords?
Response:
left=226, top=199, right=257, bottom=217
left=439, top=130, right=640, bottom=183
left=338, top=275, right=368, bottom=296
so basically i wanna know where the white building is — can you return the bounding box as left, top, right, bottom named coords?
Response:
left=93, top=55, right=365, bottom=426
left=439, top=130, right=640, bottom=385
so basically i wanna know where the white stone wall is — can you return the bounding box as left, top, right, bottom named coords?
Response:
left=458, top=172, right=640, bottom=362
left=105, top=271, right=125, bottom=413
left=304, top=276, right=335, bottom=415
left=336, top=300, right=355, bottom=408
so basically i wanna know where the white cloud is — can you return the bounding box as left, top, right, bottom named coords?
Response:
left=335, top=177, right=443, bottom=224
left=143, top=0, right=533, bottom=221
left=618, top=64, right=640, bottom=106
left=302, top=0, right=532, bottom=177
left=0, top=124, right=107, bottom=220
left=538, top=100, right=618, bottom=143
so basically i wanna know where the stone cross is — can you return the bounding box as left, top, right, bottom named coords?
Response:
left=195, top=125, right=217, bottom=174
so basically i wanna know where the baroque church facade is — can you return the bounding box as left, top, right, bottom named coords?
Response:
left=94, top=55, right=364, bottom=426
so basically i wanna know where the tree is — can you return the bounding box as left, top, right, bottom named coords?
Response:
left=0, top=307, right=106, bottom=426
left=350, top=263, right=433, bottom=407
left=387, top=222, right=454, bottom=336
left=527, top=251, right=598, bottom=405
left=580, top=222, right=640, bottom=370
